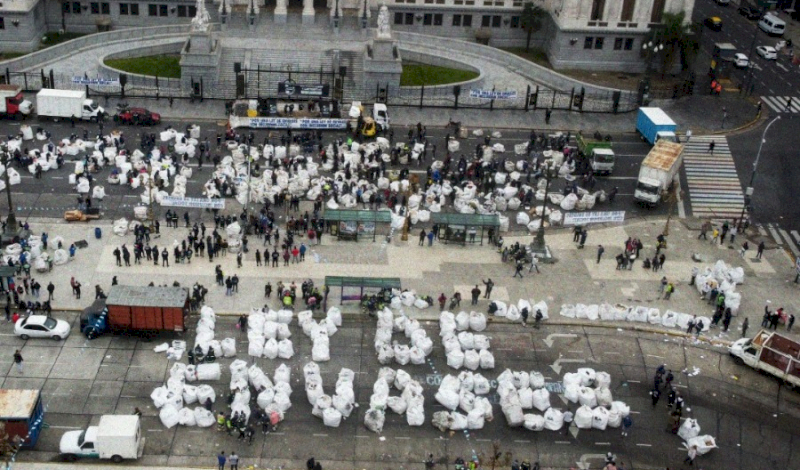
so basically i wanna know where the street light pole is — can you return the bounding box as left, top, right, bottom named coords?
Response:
left=531, top=161, right=554, bottom=253
left=739, top=115, right=780, bottom=223
left=1, top=148, right=18, bottom=239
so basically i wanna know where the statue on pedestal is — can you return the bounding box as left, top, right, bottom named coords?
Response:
left=191, top=0, right=210, bottom=31
left=376, top=3, right=391, bottom=39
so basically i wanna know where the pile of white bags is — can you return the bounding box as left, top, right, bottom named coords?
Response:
left=373, top=308, right=433, bottom=366
left=561, top=301, right=712, bottom=332
left=441, top=310, right=494, bottom=370
left=431, top=373, right=491, bottom=431
left=305, top=364, right=355, bottom=427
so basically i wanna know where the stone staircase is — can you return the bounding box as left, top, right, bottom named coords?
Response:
left=217, top=41, right=365, bottom=101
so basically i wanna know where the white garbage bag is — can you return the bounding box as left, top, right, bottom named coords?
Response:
left=364, top=409, right=385, bottom=433
left=686, top=435, right=717, bottom=455
left=592, top=406, right=610, bottom=430
left=159, top=405, right=181, bottom=428
left=678, top=418, right=701, bottom=441
left=531, top=388, right=550, bottom=412
left=543, top=407, right=564, bottom=431
left=574, top=405, right=593, bottom=429
left=523, top=414, right=545, bottom=431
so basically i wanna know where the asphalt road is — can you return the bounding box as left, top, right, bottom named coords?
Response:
left=694, top=0, right=800, bottom=97
left=728, top=116, right=800, bottom=234
left=8, top=312, right=800, bottom=470
left=0, top=117, right=670, bottom=225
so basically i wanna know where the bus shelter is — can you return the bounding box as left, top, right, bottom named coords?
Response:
left=431, top=213, right=500, bottom=246
left=323, top=276, right=401, bottom=311
left=324, top=209, right=392, bottom=242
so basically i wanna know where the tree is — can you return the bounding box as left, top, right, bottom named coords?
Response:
left=521, top=2, right=547, bottom=52
left=650, top=12, right=695, bottom=76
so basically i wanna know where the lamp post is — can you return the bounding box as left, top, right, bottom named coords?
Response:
left=739, top=115, right=780, bottom=224
left=531, top=161, right=555, bottom=256
left=640, top=40, right=664, bottom=105
left=333, top=0, right=340, bottom=32
left=361, top=0, right=368, bottom=29
left=1, top=147, right=19, bottom=241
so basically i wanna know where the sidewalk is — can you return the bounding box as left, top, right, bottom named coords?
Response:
left=18, top=214, right=800, bottom=346
left=81, top=90, right=759, bottom=134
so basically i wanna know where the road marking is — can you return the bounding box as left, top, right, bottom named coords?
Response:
left=568, top=350, right=584, bottom=354
left=778, top=229, right=799, bottom=257
left=120, top=395, right=137, bottom=398
left=396, top=437, right=411, bottom=440
left=555, top=441, right=571, bottom=444
left=515, top=440, right=531, bottom=443
left=647, top=354, right=664, bottom=359
left=476, top=439, right=492, bottom=442
left=356, top=435, right=369, bottom=438
left=51, top=176, right=64, bottom=180
left=674, top=384, right=688, bottom=389
left=313, top=433, right=328, bottom=437
left=627, top=380, right=641, bottom=383
left=550, top=357, right=586, bottom=374
left=543, top=333, right=578, bottom=348
left=791, top=231, right=800, bottom=244
left=776, top=62, right=788, bottom=72
left=603, top=351, right=620, bottom=355
left=595, top=442, right=611, bottom=445
left=147, top=429, right=163, bottom=432
left=47, top=425, right=81, bottom=429
left=636, top=443, right=652, bottom=447
left=630, top=411, right=641, bottom=414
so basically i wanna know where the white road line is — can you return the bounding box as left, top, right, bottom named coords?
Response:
left=778, top=229, right=799, bottom=257
left=120, top=395, right=137, bottom=398
left=595, top=442, right=611, bottom=445
left=636, top=443, right=653, bottom=447
left=647, top=354, right=664, bottom=358
left=396, top=437, right=411, bottom=440
left=757, top=224, right=768, bottom=237
left=776, top=62, right=789, bottom=72
left=768, top=224, right=784, bottom=245
left=147, top=429, right=163, bottom=432
left=791, top=230, right=800, bottom=244
left=630, top=411, right=641, bottom=414
left=514, top=440, right=531, bottom=443
left=47, top=425, right=81, bottom=429
left=627, top=380, right=641, bottom=383
left=555, top=441, right=571, bottom=445
left=476, top=439, right=492, bottom=442
left=313, top=433, right=328, bottom=437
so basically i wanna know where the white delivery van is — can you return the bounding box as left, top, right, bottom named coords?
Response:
left=59, top=415, right=144, bottom=463
left=759, top=14, right=785, bottom=36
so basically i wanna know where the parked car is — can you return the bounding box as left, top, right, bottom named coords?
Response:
left=734, top=53, right=750, bottom=68
left=704, top=16, right=723, bottom=31
left=114, top=107, right=161, bottom=126
left=15, top=315, right=71, bottom=340
left=756, top=45, right=778, bottom=60
left=738, top=5, right=761, bottom=19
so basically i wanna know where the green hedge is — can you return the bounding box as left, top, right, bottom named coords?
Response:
left=400, top=64, right=478, bottom=87
left=105, top=54, right=181, bottom=78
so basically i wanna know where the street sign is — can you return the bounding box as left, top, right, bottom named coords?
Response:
left=563, top=211, right=626, bottom=226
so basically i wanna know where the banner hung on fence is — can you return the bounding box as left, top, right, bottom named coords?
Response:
left=563, top=211, right=626, bottom=226
left=160, top=196, right=225, bottom=209
left=230, top=116, right=348, bottom=130
left=71, top=77, right=119, bottom=86
left=469, top=89, right=518, bottom=100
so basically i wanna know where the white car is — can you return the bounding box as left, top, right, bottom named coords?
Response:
left=734, top=53, right=749, bottom=68
left=15, top=315, right=71, bottom=340
left=756, top=46, right=777, bottom=60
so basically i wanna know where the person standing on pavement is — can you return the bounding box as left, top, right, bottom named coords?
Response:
left=757, top=241, right=765, bottom=259
left=650, top=387, right=661, bottom=407
left=742, top=317, right=749, bottom=338
left=13, top=350, right=22, bottom=374
left=47, top=282, right=55, bottom=301
left=788, top=313, right=795, bottom=332
left=534, top=309, right=543, bottom=329
left=419, top=230, right=426, bottom=246
left=470, top=286, right=481, bottom=305
left=708, top=141, right=715, bottom=155
left=578, top=229, right=587, bottom=249
left=562, top=409, right=573, bottom=436
left=513, top=261, right=524, bottom=278
left=427, top=230, right=435, bottom=247
left=528, top=256, right=540, bottom=274
left=521, top=307, right=529, bottom=326
left=482, top=279, right=494, bottom=299
left=690, top=267, right=698, bottom=286
left=596, top=245, right=604, bottom=263
left=229, top=451, right=239, bottom=470
left=621, top=414, right=632, bottom=437
left=216, top=452, right=226, bottom=470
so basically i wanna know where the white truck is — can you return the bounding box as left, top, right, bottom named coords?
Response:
left=729, top=329, right=800, bottom=388
left=634, top=139, right=684, bottom=206
left=36, top=89, right=105, bottom=122
left=59, top=415, right=144, bottom=463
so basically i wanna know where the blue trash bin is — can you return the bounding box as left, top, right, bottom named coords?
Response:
left=95, top=227, right=102, bottom=239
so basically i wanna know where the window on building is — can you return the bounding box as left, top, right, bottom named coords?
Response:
left=101, top=2, right=109, bottom=13
left=590, top=0, right=605, bottom=21
left=436, top=0, right=445, bottom=4
left=90, top=1, right=99, bottom=13
left=119, top=2, right=128, bottom=14
left=433, top=13, right=442, bottom=25
left=594, top=37, right=604, bottom=49
left=512, top=0, right=522, bottom=6
left=148, top=3, right=157, bottom=15
left=394, top=11, right=403, bottom=24
left=510, top=15, right=519, bottom=27
left=584, top=37, right=593, bottom=49
left=453, top=14, right=462, bottom=26
left=178, top=5, right=186, bottom=16
left=159, top=4, right=167, bottom=15
left=491, top=15, right=501, bottom=27
left=614, top=37, right=623, bottom=50
left=481, top=15, right=491, bottom=27
left=650, top=0, right=665, bottom=23
left=483, top=0, right=491, bottom=5
left=62, top=1, right=70, bottom=13
left=620, top=0, right=635, bottom=22
left=72, top=1, right=81, bottom=13
left=454, top=0, right=463, bottom=4
left=424, top=0, right=433, bottom=3
left=405, top=12, right=414, bottom=23
left=423, top=13, right=432, bottom=25
left=624, top=38, right=634, bottom=50
left=462, top=14, right=472, bottom=26
left=0, top=18, right=4, bottom=29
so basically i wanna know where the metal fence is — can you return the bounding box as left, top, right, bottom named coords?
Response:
left=369, top=83, right=640, bottom=114
left=1, top=69, right=182, bottom=99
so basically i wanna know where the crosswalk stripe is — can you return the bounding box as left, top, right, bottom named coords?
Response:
left=760, top=96, right=800, bottom=113
left=761, top=223, right=800, bottom=257
left=792, top=230, right=800, bottom=244
left=761, top=96, right=782, bottom=113
left=682, top=136, right=744, bottom=220
left=767, top=224, right=783, bottom=245
left=781, top=97, right=800, bottom=113
left=779, top=229, right=800, bottom=257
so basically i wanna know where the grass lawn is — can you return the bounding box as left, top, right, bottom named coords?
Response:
left=104, top=55, right=181, bottom=78
left=400, top=63, right=478, bottom=86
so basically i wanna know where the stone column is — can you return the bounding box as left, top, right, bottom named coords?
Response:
left=274, top=0, right=287, bottom=23
left=303, top=0, right=315, bottom=24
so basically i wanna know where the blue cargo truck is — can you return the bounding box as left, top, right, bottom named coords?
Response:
left=0, top=389, right=45, bottom=448
left=636, top=107, right=678, bottom=145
